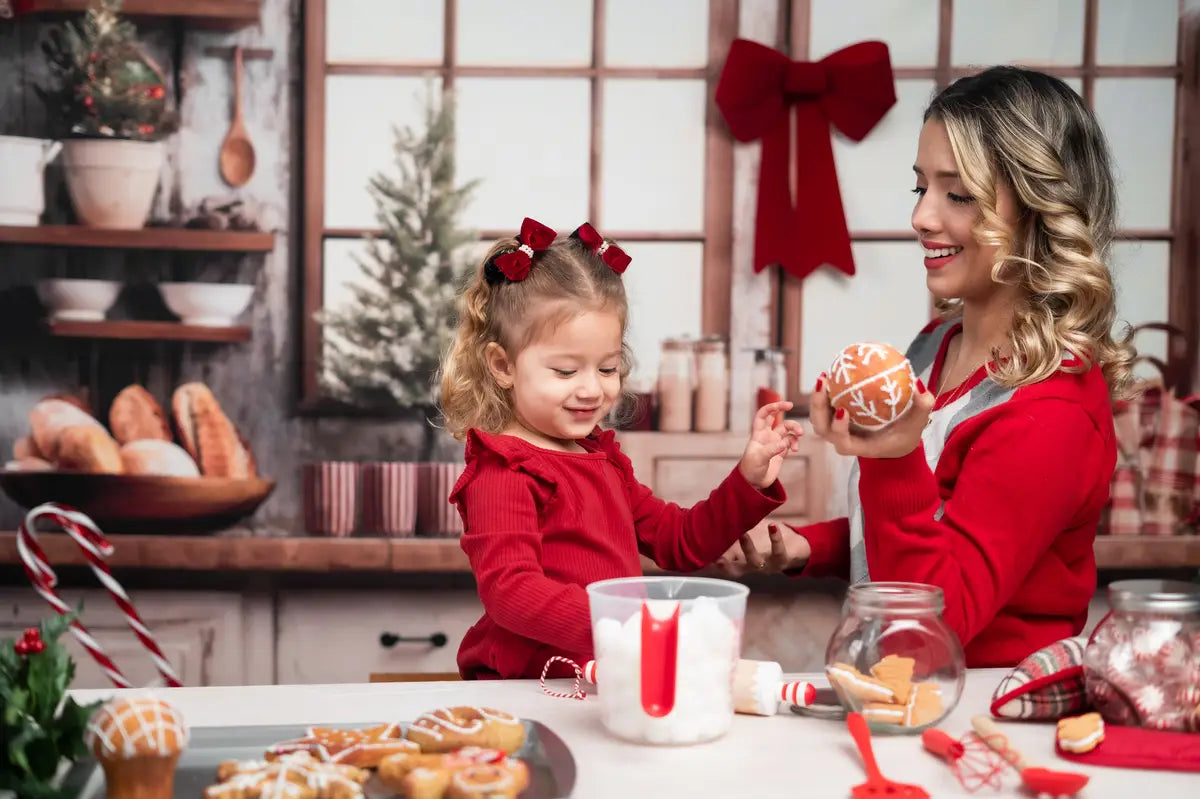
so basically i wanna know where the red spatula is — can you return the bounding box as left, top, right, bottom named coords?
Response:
left=847, top=712, right=931, bottom=798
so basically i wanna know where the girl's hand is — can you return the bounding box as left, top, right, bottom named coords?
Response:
left=738, top=401, right=804, bottom=489
left=809, top=372, right=935, bottom=459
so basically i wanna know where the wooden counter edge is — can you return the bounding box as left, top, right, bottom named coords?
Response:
left=0, top=533, right=469, bottom=573
left=0, top=533, right=1196, bottom=573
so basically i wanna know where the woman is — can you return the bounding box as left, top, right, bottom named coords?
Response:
left=723, top=66, right=1136, bottom=667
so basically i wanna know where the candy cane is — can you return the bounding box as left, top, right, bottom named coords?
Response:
left=17, top=502, right=183, bottom=688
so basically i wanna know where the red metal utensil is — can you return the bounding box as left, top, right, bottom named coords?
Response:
left=847, top=712, right=931, bottom=798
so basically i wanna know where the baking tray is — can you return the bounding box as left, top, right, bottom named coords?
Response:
left=57, top=719, right=576, bottom=798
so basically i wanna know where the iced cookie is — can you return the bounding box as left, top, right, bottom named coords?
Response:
left=870, top=655, right=916, bottom=704
left=268, top=722, right=418, bottom=767
left=85, top=694, right=188, bottom=799
left=207, top=751, right=368, bottom=799
left=826, top=662, right=896, bottom=704
left=404, top=707, right=526, bottom=754
left=378, top=747, right=528, bottom=799
left=1057, top=712, right=1105, bottom=754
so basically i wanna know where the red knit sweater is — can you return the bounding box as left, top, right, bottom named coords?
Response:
left=797, top=321, right=1117, bottom=668
left=450, top=428, right=786, bottom=679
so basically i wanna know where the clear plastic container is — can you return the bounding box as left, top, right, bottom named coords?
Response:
left=587, top=576, right=748, bottom=745
left=824, top=582, right=965, bottom=735
left=1084, top=579, right=1200, bottom=732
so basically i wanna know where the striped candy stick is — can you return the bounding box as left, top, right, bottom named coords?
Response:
left=16, top=502, right=183, bottom=688
left=581, top=659, right=816, bottom=709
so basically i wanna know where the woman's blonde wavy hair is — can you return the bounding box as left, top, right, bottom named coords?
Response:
left=437, top=231, right=633, bottom=440
left=925, top=66, right=1137, bottom=400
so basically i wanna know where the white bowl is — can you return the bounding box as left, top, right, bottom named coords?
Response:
left=159, top=282, right=254, bottom=327
left=35, top=278, right=121, bottom=322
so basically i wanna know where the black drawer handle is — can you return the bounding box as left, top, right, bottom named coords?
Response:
left=379, top=631, right=448, bottom=648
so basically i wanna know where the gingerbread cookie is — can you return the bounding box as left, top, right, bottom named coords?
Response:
left=827, top=662, right=896, bottom=704
left=207, top=751, right=368, bottom=799
left=870, top=655, right=916, bottom=704
left=404, top=707, right=526, bottom=754
left=379, top=747, right=528, bottom=799
left=1057, top=712, right=1105, bottom=754
left=863, top=682, right=943, bottom=728
left=268, top=722, right=418, bottom=767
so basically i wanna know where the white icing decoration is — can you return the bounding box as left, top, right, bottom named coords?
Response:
left=84, top=695, right=188, bottom=760
left=453, top=765, right=513, bottom=794
left=828, top=666, right=895, bottom=702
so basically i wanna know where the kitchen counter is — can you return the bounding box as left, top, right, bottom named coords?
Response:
left=68, top=670, right=1197, bottom=798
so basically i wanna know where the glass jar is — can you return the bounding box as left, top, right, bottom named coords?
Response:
left=1084, top=579, right=1200, bottom=732
left=824, top=582, right=966, bottom=735
left=748, top=347, right=788, bottom=423
left=656, top=337, right=695, bottom=432
left=693, top=336, right=729, bottom=432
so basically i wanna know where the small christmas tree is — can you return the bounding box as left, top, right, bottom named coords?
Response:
left=39, top=0, right=178, bottom=141
left=318, top=87, right=479, bottom=410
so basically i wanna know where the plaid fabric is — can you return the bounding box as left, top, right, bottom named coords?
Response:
left=1101, top=382, right=1200, bottom=536
left=990, top=636, right=1089, bottom=720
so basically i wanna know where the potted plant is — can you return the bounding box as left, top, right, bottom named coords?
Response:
left=39, top=0, right=179, bottom=229
left=0, top=613, right=100, bottom=799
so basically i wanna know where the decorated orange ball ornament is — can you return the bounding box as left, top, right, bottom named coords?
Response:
left=826, top=342, right=917, bottom=430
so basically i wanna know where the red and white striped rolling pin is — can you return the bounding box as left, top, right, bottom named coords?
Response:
left=580, top=658, right=815, bottom=716
left=16, top=502, right=182, bottom=688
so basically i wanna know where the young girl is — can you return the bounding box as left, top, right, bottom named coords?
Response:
left=439, top=218, right=804, bottom=680
left=724, top=66, right=1135, bottom=668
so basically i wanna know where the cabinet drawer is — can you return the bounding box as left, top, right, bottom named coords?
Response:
left=275, top=591, right=484, bottom=684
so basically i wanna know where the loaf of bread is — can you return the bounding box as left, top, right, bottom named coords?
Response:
left=171, top=383, right=256, bottom=478
left=55, top=424, right=123, bottom=474
left=109, top=385, right=171, bottom=444
left=29, top=399, right=105, bottom=463
left=120, top=440, right=201, bottom=477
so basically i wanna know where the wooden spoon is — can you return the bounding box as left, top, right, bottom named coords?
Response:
left=219, top=45, right=256, bottom=187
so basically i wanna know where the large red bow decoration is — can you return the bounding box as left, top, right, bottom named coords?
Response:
left=571, top=223, right=631, bottom=274
left=489, top=217, right=557, bottom=282
left=716, top=39, right=897, bottom=280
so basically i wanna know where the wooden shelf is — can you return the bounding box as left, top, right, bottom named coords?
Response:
left=0, top=533, right=469, bottom=574
left=1092, top=536, right=1200, bottom=570
left=15, top=0, right=261, bottom=30
left=0, top=533, right=1196, bottom=575
left=45, top=320, right=251, bottom=342
left=0, top=225, right=274, bottom=252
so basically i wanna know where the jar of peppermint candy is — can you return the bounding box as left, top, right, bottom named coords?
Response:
left=1084, top=579, right=1200, bottom=732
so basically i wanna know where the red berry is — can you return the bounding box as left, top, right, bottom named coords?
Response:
left=22, top=627, right=40, bottom=642
left=14, top=639, right=28, bottom=656
left=28, top=640, right=45, bottom=654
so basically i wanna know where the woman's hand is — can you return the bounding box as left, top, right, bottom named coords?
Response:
left=715, top=523, right=810, bottom=576
left=738, top=401, right=805, bottom=489
left=809, top=373, right=935, bottom=459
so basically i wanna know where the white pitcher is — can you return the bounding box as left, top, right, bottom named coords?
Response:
left=0, top=135, right=62, bottom=226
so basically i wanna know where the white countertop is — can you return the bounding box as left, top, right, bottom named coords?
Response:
left=70, top=670, right=1196, bottom=798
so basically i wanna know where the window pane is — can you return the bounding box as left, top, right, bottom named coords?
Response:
left=327, top=0, right=443, bottom=63
left=457, top=0, right=592, bottom=66
left=455, top=78, right=591, bottom=231
left=322, top=238, right=373, bottom=316
left=811, top=0, right=938, bottom=68
left=1110, top=240, right=1170, bottom=379
left=602, top=79, right=706, bottom=232
left=1093, top=78, right=1175, bottom=230
left=952, top=0, right=1085, bottom=66
left=836, top=80, right=935, bottom=233
left=621, top=242, right=704, bottom=385
left=325, top=76, right=440, bottom=229
left=1097, top=0, right=1179, bottom=65
left=605, top=0, right=707, bottom=67
left=799, top=243, right=932, bottom=390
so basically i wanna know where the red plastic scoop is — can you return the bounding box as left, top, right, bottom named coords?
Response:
left=847, top=712, right=931, bottom=798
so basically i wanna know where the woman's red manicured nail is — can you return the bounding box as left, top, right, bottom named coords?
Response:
left=835, top=408, right=846, bottom=421
left=814, top=376, right=823, bottom=392
left=917, top=378, right=926, bottom=393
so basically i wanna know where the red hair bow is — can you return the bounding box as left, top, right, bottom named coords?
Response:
left=571, top=223, right=631, bottom=274
left=489, top=217, right=557, bottom=282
